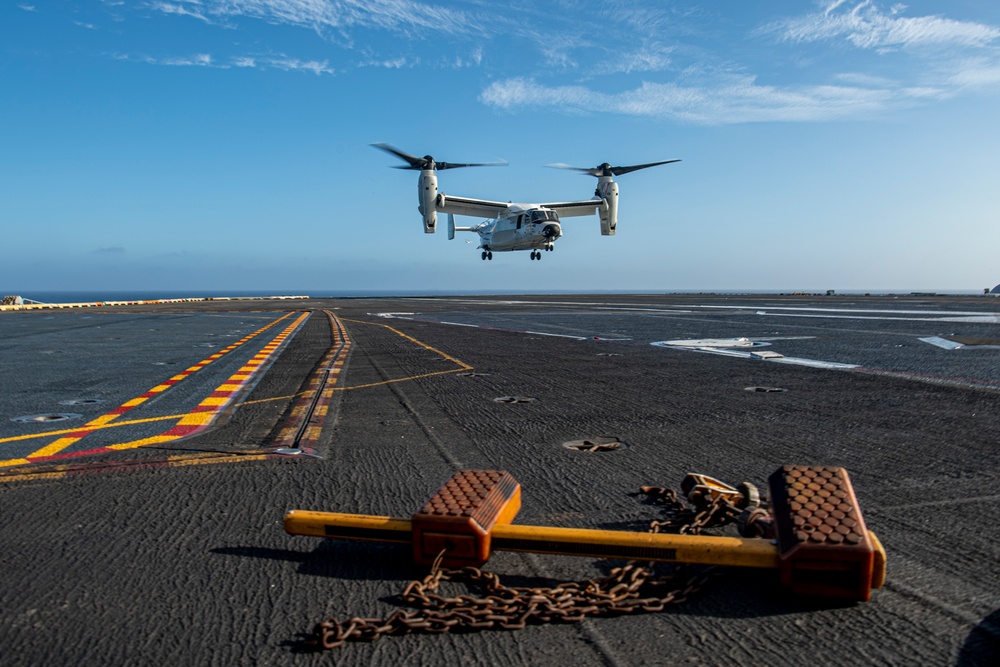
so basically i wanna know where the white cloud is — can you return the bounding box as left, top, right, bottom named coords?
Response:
left=148, top=0, right=213, bottom=24
left=114, top=50, right=335, bottom=75
left=359, top=56, right=412, bottom=69
left=454, top=47, right=482, bottom=69
left=763, top=1, right=1000, bottom=50
left=18, top=4, right=36, bottom=11
left=599, top=46, right=674, bottom=75
left=947, top=57, right=1000, bottom=89
left=479, top=75, right=933, bottom=125
left=261, top=55, right=333, bottom=75
left=148, top=0, right=481, bottom=37
left=161, top=53, right=215, bottom=66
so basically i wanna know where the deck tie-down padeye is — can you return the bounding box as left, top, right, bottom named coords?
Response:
left=284, top=466, right=886, bottom=601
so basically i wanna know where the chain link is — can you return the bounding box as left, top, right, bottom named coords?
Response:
left=305, top=484, right=743, bottom=650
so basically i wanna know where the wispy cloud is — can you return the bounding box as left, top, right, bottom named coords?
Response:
left=147, top=0, right=481, bottom=37
left=761, top=1, right=1000, bottom=50
left=945, top=56, right=1000, bottom=89
left=455, top=47, right=482, bottom=69
left=110, top=1, right=1000, bottom=121
left=148, top=0, right=213, bottom=24
left=479, top=3, right=1000, bottom=124
left=597, top=46, right=674, bottom=75
left=161, top=53, right=215, bottom=67
left=18, top=4, right=36, bottom=11
left=256, top=55, right=333, bottom=75
left=115, top=51, right=334, bottom=74
left=358, top=56, right=414, bottom=69
left=479, top=75, right=935, bottom=125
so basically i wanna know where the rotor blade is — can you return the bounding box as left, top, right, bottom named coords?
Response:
left=371, top=143, right=429, bottom=170
left=611, top=159, right=681, bottom=176
left=436, top=159, right=509, bottom=170
left=546, top=159, right=681, bottom=177
left=545, top=163, right=591, bottom=172
left=373, top=143, right=507, bottom=171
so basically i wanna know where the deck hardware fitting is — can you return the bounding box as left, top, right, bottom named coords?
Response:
left=11, top=413, right=83, bottom=423
left=493, top=396, right=536, bottom=404
left=562, top=437, right=624, bottom=452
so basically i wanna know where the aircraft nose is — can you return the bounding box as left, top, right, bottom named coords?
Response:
left=543, top=223, right=561, bottom=238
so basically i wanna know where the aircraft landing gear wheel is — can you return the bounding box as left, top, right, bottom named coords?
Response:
left=487, top=251, right=493, bottom=260
left=481, top=251, right=487, bottom=261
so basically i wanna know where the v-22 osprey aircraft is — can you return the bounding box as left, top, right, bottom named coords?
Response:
left=373, top=144, right=680, bottom=261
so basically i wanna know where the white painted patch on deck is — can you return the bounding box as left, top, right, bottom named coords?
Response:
left=919, top=337, right=965, bottom=350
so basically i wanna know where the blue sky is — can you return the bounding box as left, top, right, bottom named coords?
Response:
left=2, top=1, right=999, bottom=295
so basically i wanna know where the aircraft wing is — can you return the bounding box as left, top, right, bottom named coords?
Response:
left=539, top=198, right=604, bottom=218
left=437, top=194, right=510, bottom=218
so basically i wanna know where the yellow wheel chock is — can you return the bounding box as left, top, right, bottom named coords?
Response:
left=284, top=466, right=886, bottom=601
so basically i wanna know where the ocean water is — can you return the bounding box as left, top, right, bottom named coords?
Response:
left=8, top=288, right=984, bottom=304
left=13, top=289, right=446, bottom=303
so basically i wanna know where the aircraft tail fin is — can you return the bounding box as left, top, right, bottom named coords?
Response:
left=448, top=214, right=477, bottom=240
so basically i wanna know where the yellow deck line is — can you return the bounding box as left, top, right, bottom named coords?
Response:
left=335, top=368, right=470, bottom=391
left=336, top=318, right=473, bottom=392
left=342, top=318, right=472, bottom=370
left=0, top=451, right=273, bottom=483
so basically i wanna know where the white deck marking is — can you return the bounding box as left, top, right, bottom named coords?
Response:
left=919, top=337, right=965, bottom=350
left=651, top=339, right=859, bottom=369
left=655, top=338, right=763, bottom=348
left=523, top=331, right=589, bottom=340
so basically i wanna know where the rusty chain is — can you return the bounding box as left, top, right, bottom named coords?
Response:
left=303, top=482, right=755, bottom=650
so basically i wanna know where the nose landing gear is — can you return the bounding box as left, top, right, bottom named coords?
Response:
left=481, top=251, right=493, bottom=261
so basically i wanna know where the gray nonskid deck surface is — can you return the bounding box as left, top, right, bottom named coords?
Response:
left=0, top=294, right=997, bottom=666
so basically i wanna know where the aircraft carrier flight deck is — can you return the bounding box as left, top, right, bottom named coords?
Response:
left=1, top=293, right=997, bottom=666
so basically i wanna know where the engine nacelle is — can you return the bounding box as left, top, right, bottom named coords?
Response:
left=597, top=178, right=619, bottom=236
left=418, top=169, right=438, bottom=233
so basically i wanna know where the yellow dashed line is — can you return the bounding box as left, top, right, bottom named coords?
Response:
left=100, top=312, right=309, bottom=453
left=21, top=312, right=297, bottom=461
left=198, top=397, right=230, bottom=407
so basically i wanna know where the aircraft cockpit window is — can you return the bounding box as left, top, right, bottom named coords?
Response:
left=530, top=211, right=556, bottom=223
